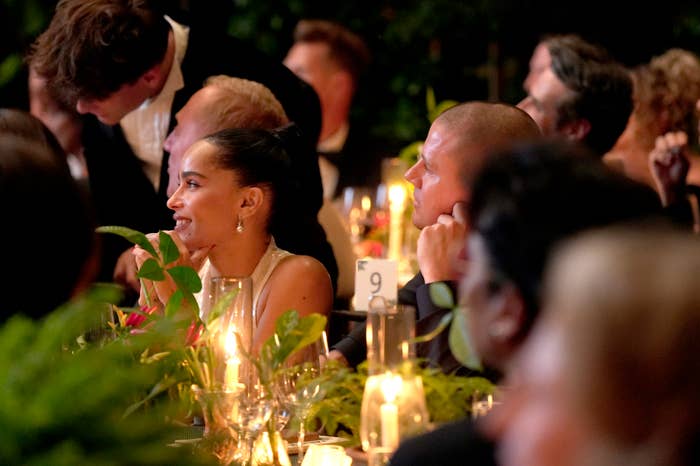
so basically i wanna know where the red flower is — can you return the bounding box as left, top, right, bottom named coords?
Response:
left=125, top=305, right=158, bottom=328
left=185, top=320, right=204, bottom=347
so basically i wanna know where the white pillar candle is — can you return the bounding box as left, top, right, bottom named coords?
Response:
left=388, top=184, right=406, bottom=260
left=224, top=357, right=239, bottom=391
left=223, top=326, right=240, bottom=390
left=380, top=401, right=399, bottom=449
left=361, top=195, right=372, bottom=216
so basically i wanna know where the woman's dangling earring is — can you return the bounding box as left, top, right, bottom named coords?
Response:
left=236, top=216, right=244, bottom=233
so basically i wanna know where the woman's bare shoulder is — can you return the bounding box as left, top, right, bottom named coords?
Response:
left=273, top=254, right=331, bottom=281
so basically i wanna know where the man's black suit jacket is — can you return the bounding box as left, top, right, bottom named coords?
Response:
left=389, top=417, right=497, bottom=466
left=319, top=118, right=391, bottom=200
left=83, top=25, right=338, bottom=291
left=332, top=272, right=464, bottom=374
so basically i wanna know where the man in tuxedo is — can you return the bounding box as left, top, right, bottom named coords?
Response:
left=28, top=0, right=334, bottom=294
left=284, top=19, right=387, bottom=200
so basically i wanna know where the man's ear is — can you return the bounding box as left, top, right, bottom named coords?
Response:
left=561, top=118, right=592, bottom=142
left=238, top=186, right=265, bottom=220
left=141, top=63, right=163, bottom=91
left=487, top=284, right=527, bottom=344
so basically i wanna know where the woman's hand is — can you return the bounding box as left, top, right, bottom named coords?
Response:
left=649, top=131, right=690, bottom=206
left=133, top=231, right=212, bottom=307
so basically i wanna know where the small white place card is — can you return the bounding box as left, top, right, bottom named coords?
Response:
left=353, top=259, right=398, bottom=311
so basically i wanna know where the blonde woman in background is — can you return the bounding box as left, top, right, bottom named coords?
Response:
left=605, top=49, right=700, bottom=190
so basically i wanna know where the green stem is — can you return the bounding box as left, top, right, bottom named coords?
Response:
left=140, top=277, right=152, bottom=308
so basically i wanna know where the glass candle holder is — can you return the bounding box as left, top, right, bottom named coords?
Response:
left=191, top=384, right=241, bottom=465
left=366, top=296, right=415, bottom=375
left=359, top=371, right=429, bottom=466
left=206, top=276, right=253, bottom=390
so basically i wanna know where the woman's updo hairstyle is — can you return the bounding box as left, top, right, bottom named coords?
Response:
left=204, top=124, right=300, bottom=232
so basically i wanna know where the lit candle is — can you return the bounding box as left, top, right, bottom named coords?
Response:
left=321, top=330, right=330, bottom=357
left=361, top=195, right=372, bottom=215
left=301, top=445, right=352, bottom=466
left=380, top=402, right=399, bottom=450
left=388, top=183, right=406, bottom=260
left=225, top=357, right=239, bottom=390
left=224, top=327, right=240, bottom=390
left=380, top=372, right=402, bottom=450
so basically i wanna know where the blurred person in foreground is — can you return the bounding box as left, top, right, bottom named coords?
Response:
left=0, top=130, right=97, bottom=321
left=488, top=226, right=699, bottom=466
left=390, top=140, right=666, bottom=466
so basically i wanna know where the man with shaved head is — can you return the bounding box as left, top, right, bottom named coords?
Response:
left=330, top=101, right=541, bottom=373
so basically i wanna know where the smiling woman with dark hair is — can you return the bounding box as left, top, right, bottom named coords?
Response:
left=134, top=126, right=333, bottom=350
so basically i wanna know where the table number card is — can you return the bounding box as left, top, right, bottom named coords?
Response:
left=354, top=259, right=398, bottom=311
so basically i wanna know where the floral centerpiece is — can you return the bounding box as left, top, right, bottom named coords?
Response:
left=0, top=222, right=494, bottom=465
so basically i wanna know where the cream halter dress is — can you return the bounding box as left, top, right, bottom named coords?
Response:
left=195, top=237, right=293, bottom=326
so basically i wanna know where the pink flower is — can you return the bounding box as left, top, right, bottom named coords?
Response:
left=185, top=320, right=204, bottom=347
left=125, top=305, right=158, bottom=328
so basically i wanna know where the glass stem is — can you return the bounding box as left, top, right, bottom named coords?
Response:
left=243, top=434, right=254, bottom=466
left=297, top=418, right=306, bottom=464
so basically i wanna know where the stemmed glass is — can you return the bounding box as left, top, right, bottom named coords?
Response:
left=230, top=383, right=274, bottom=466
left=274, top=338, right=328, bottom=463
left=338, top=186, right=376, bottom=244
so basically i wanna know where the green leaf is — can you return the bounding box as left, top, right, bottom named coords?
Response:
left=429, top=282, right=455, bottom=308
left=428, top=99, right=459, bottom=123
left=271, top=311, right=327, bottom=367
left=449, top=307, right=482, bottom=371
left=158, top=231, right=179, bottom=265
left=206, top=288, right=239, bottom=326
left=398, top=140, right=423, bottom=167
left=167, top=266, right=202, bottom=294
left=164, top=289, right=184, bottom=318
left=136, top=258, right=165, bottom=281
left=411, top=311, right=453, bottom=344
left=425, top=86, right=436, bottom=114
left=257, top=311, right=327, bottom=375
left=0, top=53, right=22, bottom=87
left=122, top=374, right=179, bottom=418
left=96, top=226, right=157, bottom=257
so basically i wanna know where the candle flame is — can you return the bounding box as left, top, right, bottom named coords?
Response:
left=361, top=195, right=372, bottom=212
left=380, top=372, right=403, bottom=403
left=388, top=184, right=406, bottom=212
left=224, top=326, right=238, bottom=360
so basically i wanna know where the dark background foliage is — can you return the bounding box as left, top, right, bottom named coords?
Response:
left=2, top=0, right=700, bottom=150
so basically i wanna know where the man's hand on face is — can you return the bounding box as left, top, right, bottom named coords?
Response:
left=416, top=201, right=469, bottom=283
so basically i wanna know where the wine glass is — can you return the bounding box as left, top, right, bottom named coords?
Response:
left=230, top=383, right=274, bottom=466
left=274, top=338, right=328, bottom=463
left=338, top=186, right=375, bottom=244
